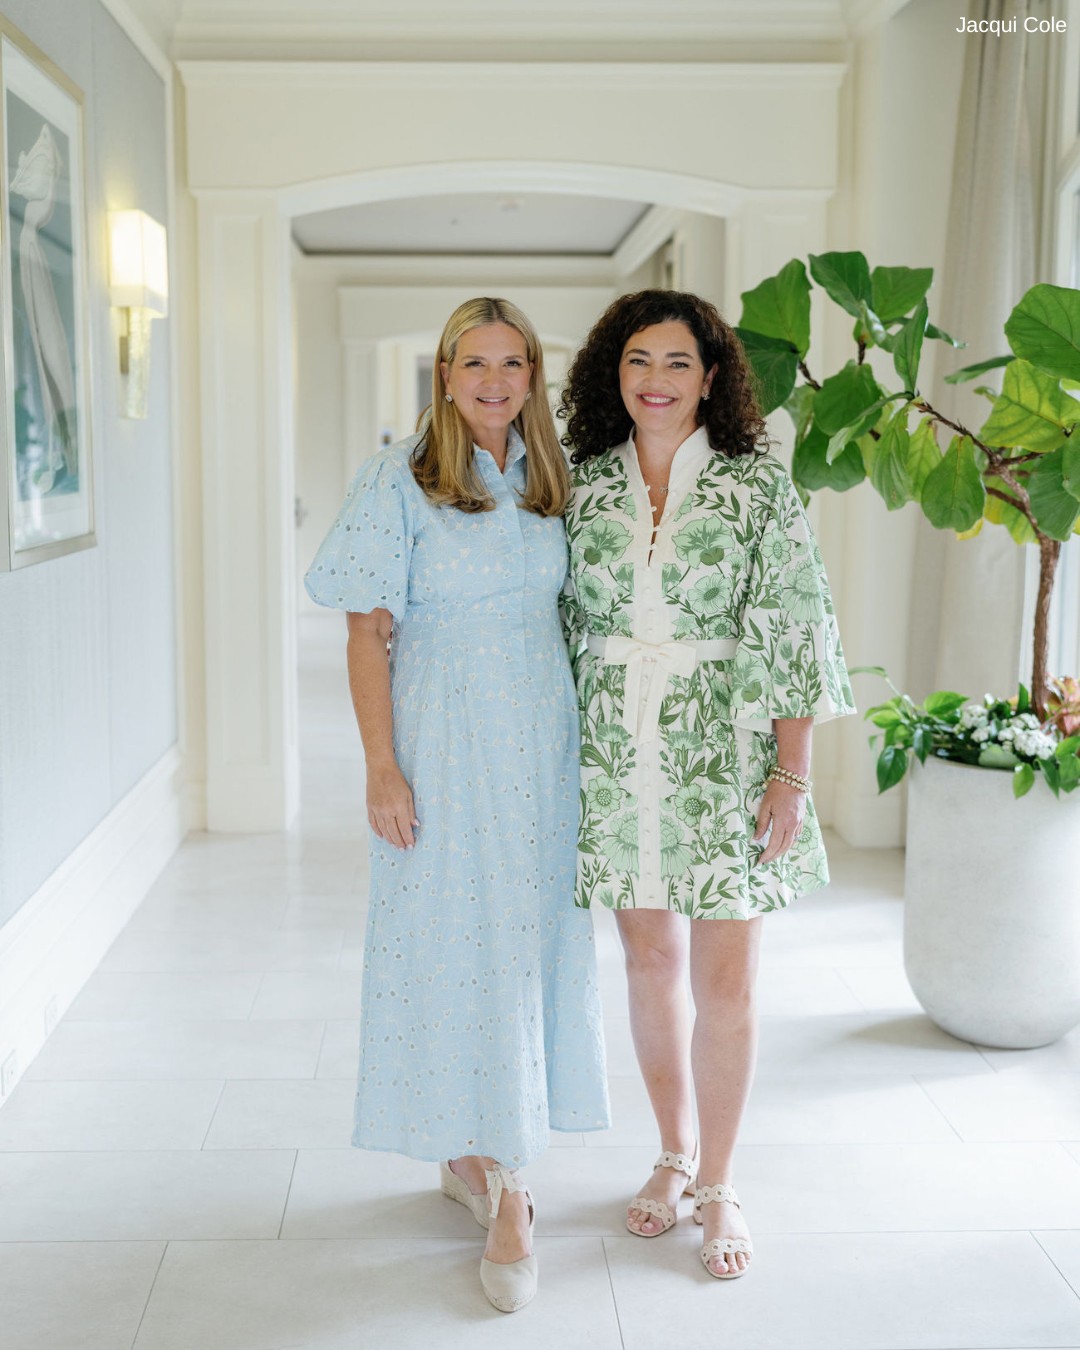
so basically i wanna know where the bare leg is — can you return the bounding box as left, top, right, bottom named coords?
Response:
left=689, top=915, right=762, bottom=1275
left=615, top=909, right=696, bottom=1235
left=447, top=1155, right=532, bottom=1264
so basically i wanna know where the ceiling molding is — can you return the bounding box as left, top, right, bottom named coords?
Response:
left=177, top=59, right=848, bottom=93
left=612, top=206, right=683, bottom=278
left=294, top=252, right=618, bottom=287
left=170, top=0, right=848, bottom=50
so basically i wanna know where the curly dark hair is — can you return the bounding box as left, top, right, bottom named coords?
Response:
left=558, top=289, right=768, bottom=464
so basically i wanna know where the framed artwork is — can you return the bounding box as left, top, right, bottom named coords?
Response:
left=0, top=18, right=93, bottom=570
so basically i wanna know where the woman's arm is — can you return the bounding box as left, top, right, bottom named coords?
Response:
left=753, top=715, right=812, bottom=865
left=347, top=609, right=418, bottom=850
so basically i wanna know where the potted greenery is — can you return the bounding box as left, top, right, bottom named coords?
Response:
left=736, top=257, right=1080, bottom=1047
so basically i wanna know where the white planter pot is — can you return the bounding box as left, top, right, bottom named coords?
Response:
left=905, top=754, right=1080, bottom=1049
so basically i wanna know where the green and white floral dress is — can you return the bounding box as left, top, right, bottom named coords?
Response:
left=563, top=426, right=855, bottom=920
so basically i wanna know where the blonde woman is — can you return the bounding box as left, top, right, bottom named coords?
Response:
left=306, top=298, right=609, bottom=1313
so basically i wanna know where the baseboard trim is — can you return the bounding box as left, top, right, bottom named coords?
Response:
left=0, top=745, right=185, bottom=1104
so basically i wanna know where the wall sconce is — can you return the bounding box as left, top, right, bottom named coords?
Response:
left=108, top=210, right=168, bottom=419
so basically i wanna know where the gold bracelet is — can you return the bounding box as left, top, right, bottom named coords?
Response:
left=769, top=766, right=812, bottom=793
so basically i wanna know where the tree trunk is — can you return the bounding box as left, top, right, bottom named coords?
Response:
left=1032, top=537, right=1062, bottom=720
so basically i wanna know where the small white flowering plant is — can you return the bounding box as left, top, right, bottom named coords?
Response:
left=857, top=667, right=1080, bottom=799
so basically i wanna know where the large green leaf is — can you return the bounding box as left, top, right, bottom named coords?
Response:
left=908, top=418, right=942, bottom=495
left=814, top=362, right=882, bottom=435
left=739, top=259, right=812, bottom=358
left=1064, top=438, right=1080, bottom=499
left=925, top=322, right=965, bottom=347
left=978, top=359, right=1080, bottom=452
left=870, top=265, right=933, bottom=323
left=1028, top=447, right=1080, bottom=540
left=893, top=299, right=928, bottom=393
left=876, top=744, right=909, bottom=793
left=921, top=435, right=986, bottom=532
left=784, top=383, right=816, bottom=441
left=870, top=408, right=914, bottom=510
left=1005, top=283, right=1080, bottom=380
left=944, top=354, right=1012, bottom=385
left=791, top=424, right=866, bottom=493
left=983, top=477, right=1038, bottom=543
left=734, top=328, right=798, bottom=415
left=809, top=251, right=872, bottom=318
left=826, top=394, right=907, bottom=464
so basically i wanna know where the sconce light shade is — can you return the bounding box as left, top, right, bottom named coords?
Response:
left=108, top=210, right=168, bottom=316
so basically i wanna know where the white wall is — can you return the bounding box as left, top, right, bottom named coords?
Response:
left=0, top=0, right=182, bottom=1101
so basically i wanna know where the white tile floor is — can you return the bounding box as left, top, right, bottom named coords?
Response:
left=2, top=612, right=1080, bottom=1350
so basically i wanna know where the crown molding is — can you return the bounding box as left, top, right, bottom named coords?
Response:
left=294, top=252, right=618, bottom=287
left=612, top=205, right=683, bottom=278
left=171, top=1, right=847, bottom=50
left=178, top=59, right=848, bottom=94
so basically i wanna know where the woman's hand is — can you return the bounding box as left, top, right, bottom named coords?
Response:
left=366, top=759, right=419, bottom=850
left=752, top=779, right=806, bottom=865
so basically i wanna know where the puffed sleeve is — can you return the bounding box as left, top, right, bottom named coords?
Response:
left=303, top=452, right=414, bottom=619
left=729, top=463, right=856, bottom=734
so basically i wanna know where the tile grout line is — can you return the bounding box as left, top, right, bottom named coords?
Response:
left=1031, top=1229, right=1080, bottom=1305
left=600, top=1236, right=627, bottom=1350
left=910, top=1074, right=966, bottom=1141
left=313, top=1021, right=330, bottom=1079
left=128, top=1239, right=169, bottom=1350
left=277, top=1151, right=300, bottom=1240
left=198, top=1081, right=228, bottom=1151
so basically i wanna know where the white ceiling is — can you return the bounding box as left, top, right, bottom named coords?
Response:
left=122, top=0, right=913, bottom=59
left=292, top=193, right=649, bottom=257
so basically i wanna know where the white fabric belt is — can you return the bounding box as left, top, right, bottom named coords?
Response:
left=585, top=634, right=738, bottom=741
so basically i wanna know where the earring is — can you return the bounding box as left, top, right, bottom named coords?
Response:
left=702, top=390, right=711, bottom=401
left=445, top=393, right=453, bottom=403
left=525, top=390, right=532, bottom=401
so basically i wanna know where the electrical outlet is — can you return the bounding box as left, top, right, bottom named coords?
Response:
left=43, top=995, right=59, bottom=1037
left=1, top=1051, right=17, bottom=1098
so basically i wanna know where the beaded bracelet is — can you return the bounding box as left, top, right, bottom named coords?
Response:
left=769, top=765, right=812, bottom=793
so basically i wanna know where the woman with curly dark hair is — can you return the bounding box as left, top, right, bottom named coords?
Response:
left=559, top=290, right=854, bottom=1279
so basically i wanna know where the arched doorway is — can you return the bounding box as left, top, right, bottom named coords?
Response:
left=186, top=59, right=840, bottom=830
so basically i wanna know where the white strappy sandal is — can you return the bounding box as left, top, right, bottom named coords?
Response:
left=479, top=1163, right=537, bottom=1313
left=626, top=1146, right=698, bottom=1237
left=693, top=1181, right=753, bottom=1279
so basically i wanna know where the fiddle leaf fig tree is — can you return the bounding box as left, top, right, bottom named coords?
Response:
left=735, top=254, right=1080, bottom=718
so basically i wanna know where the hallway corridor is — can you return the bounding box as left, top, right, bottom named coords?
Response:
left=2, top=614, right=1080, bottom=1349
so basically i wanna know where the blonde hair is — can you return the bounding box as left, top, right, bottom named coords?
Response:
left=412, top=297, right=569, bottom=516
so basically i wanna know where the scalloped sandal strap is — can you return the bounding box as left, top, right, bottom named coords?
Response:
left=627, top=1196, right=676, bottom=1231
left=654, top=1149, right=696, bottom=1181
left=701, top=1237, right=754, bottom=1272
left=694, top=1182, right=740, bottom=1209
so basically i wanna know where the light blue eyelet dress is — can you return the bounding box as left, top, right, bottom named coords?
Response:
left=305, top=430, right=610, bottom=1167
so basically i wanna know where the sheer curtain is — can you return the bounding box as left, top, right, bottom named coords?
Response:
left=907, top=0, right=1037, bottom=699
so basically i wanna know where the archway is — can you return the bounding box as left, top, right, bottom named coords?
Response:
left=193, top=158, right=832, bottom=830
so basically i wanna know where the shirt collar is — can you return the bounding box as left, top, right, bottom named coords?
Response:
left=625, top=423, right=712, bottom=482
left=474, top=423, right=527, bottom=477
